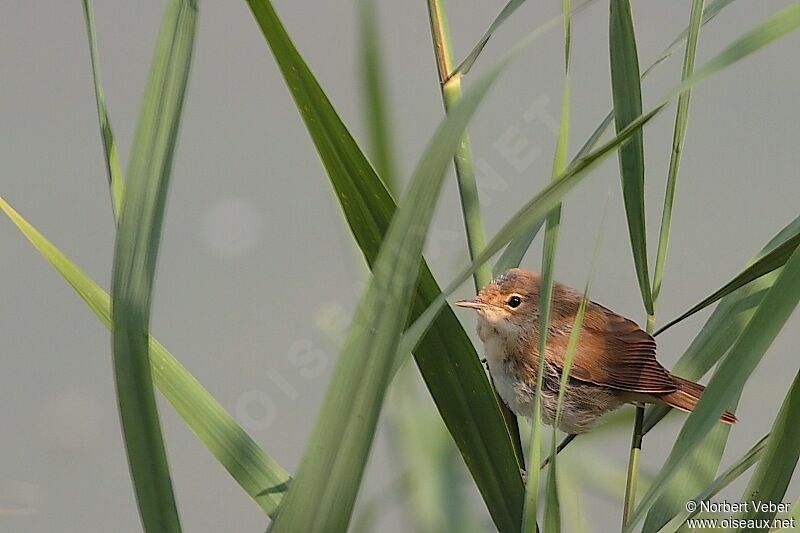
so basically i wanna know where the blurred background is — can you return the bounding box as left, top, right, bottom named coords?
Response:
left=2, top=1, right=799, bottom=531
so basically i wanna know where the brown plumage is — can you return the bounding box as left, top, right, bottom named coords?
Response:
left=456, top=268, right=736, bottom=434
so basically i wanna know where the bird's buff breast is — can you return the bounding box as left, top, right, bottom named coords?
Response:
left=478, top=320, right=623, bottom=434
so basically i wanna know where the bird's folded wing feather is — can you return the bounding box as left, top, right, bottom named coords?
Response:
left=545, top=301, right=677, bottom=394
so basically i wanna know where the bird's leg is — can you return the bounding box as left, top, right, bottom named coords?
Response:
left=539, top=434, right=577, bottom=470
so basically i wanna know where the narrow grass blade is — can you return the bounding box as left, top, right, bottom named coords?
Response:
left=454, top=0, right=599, bottom=77
left=644, top=215, right=800, bottom=432
left=737, top=371, right=800, bottom=529
left=626, top=6, right=800, bottom=528
left=624, top=243, right=800, bottom=532
left=655, top=230, right=800, bottom=336
left=609, top=0, right=653, bottom=316
left=109, top=2, right=196, bottom=531
left=245, top=2, right=526, bottom=528
left=81, top=0, right=125, bottom=221
left=545, top=194, right=607, bottom=533
left=656, top=434, right=768, bottom=532
left=650, top=0, right=705, bottom=306
left=268, top=57, right=503, bottom=533
left=542, top=299, right=587, bottom=533
left=0, top=197, right=290, bottom=517
left=453, top=0, right=528, bottom=77
left=357, top=0, right=396, bottom=192
left=682, top=2, right=800, bottom=92
left=523, top=221, right=558, bottom=532
left=526, top=2, right=574, bottom=530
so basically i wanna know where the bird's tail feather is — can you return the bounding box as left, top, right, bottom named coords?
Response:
left=660, top=375, right=737, bottom=424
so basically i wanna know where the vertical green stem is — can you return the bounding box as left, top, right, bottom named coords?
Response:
left=425, top=0, right=525, bottom=468
left=622, top=405, right=644, bottom=527
left=526, top=2, right=572, bottom=529
left=425, top=0, right=491, bottom=291
left=623, top=1, right=704, bottom=528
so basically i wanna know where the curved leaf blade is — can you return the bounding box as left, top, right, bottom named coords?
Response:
left=269, top=55, right=506, bottom=533
left=454, top=0, right=528, bottom=77
left=109, top=2, right=196, bottom=531
left=0, top=197, right=290, bottom=517
left=610, top=0, right=653, bottom=315
left=245, top=1, right=526, bottom=528
left=650, top=0, right=705, bottom=307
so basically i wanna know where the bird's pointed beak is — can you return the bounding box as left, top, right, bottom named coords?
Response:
left=455, top=297, right=487, bottom=310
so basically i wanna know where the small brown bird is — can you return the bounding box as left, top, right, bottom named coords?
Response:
left=456, top=268, right=736, bottom=435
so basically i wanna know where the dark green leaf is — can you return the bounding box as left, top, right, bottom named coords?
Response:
left=245, top=1, right=525, bottom=528
left=609, top=0, right=653, bottom=315
left=269, top=47, right=506, bottom=533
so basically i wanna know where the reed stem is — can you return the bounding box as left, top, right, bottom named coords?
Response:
left=425, top=0, right=525, bottom=468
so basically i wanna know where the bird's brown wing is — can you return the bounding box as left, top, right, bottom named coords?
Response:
left=544, top=301, right=677, bottom=394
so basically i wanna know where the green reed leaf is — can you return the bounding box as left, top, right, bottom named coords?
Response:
left=245, top=1, right=526, bottom=528
left=610, top=0, right=653, bottom=316
left=109, top=2, right=196, bottom=531
left=268, top=49, right=505, bottom=533
left=0, top=197, right=290, bottom=517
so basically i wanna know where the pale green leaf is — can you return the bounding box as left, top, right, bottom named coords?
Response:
left=109, top=2, right=196, bottom=531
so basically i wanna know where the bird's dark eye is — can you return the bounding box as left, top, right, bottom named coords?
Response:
left=507, top=295, right=522, bottom=308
